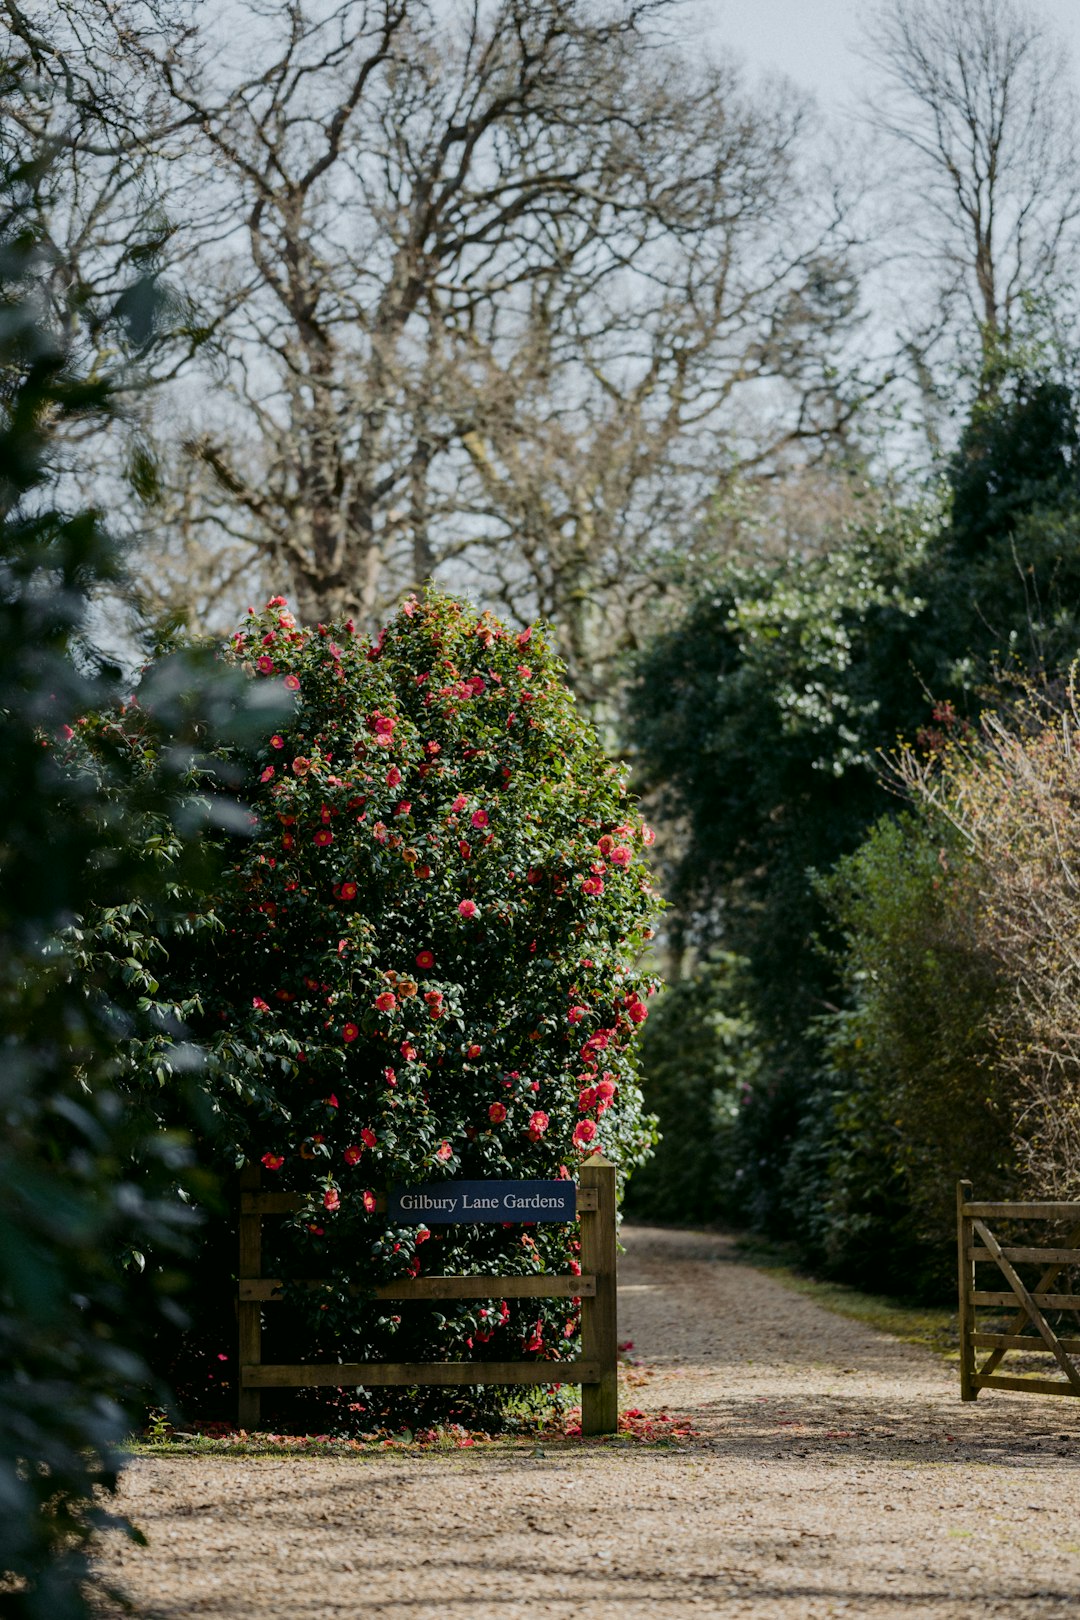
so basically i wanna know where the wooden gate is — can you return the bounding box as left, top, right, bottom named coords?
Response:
left=238, top=1155, right=619, bottom=1433
left=956, top=1180, right=1080, bottom=1400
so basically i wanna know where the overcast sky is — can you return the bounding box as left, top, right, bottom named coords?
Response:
left=682, top=0, right=1080, bottom=109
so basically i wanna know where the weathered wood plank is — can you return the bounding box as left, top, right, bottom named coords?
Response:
left=976, top=1221, right=1080, bottom=1382
left=579, top=1155, right=618, bottom=1435
left=971, top=1218, right=1080, bottom=1394
left=957, top=1180, right=975, bottom=1401
left=240, top=1274, right=595, bottom=1302
left=967, top=1245, right=1080, bottom=1266
left=972, top=1373, right=1080, bottom=1398
left=242, top=1359, right=600, bottom=1389
left=242, top=1191, right=312, bottom=1215
left=962, top=1202, right=1080, bottom=1220
left=972, top=1332, right=1080, bottom=1353
left=237, top=1164, right=263, bottom=1429
left=972, top=1290, right=1080, bottom=1310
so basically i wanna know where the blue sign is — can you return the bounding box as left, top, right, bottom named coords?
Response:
left=388, top=1179, right=575, bottom=1224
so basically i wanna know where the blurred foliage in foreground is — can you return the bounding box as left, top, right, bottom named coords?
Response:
left=0, top=139, right=282, bottom=1615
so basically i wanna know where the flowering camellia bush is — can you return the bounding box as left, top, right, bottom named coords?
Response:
left=189, top=591, right=659, bottom=1396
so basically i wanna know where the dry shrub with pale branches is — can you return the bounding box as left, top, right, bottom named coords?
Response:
left=897, top=688, right=1080, bottom=1199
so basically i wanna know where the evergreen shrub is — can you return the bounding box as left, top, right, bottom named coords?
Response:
left=624, top=954, right=757, bottom=1225
left=178, top=592, right=659, bottom=1412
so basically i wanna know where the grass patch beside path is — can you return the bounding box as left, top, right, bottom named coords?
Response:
left=734, top=1236, right=959, bottom=1359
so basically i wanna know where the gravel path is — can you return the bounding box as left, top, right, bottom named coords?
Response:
left=94, top=1224, right=1080, bottom=1618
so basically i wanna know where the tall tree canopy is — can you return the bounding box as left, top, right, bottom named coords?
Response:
left=860, top=0, right=1080, bottom=424
left=3, top=0, right=869, bottom=702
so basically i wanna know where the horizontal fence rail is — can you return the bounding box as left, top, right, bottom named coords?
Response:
left=237, top=1159, right=619, bottom=1433
left=956, top=1180, right=1080, bottom=1401
left=239, top=1274, right=596, bottom=1301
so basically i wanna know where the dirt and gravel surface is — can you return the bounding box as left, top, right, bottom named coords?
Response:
left=94, top=1224, right=1080, bottom=1619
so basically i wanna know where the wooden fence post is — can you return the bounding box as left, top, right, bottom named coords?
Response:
left=238, top=1162, right=263, bottom=1430
left=957, top=1178, right=976, bottom=1401
left=579, top=1154, right=618, bottom=1435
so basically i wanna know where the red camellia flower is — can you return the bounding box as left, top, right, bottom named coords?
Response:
left=339, top=880, right=358, bottom=901
left=527, top=1110, right=549, bottom=1140
left=342, top=1023, right=359, bottom=1043
left=261, top=1152, right=285, bottom=1171
left=256, top=655, right=274, bottom=674
left=458, top=839, right=471, bottom=860
left=581, top=876, right=604, bottom=896
left=252, top=996, right=270, bottom=1012
left=313, top=828, right=333, bottom=847
left=451, top=793, right=468, bottom=813
left=573, top=1119, right=598, bottom=1148
left=467, top=1043, right=482, bottom=1059
left=436, top=1141, right=453, bottom=1160
left=416, top=1227, right=431, bottom=1244
left=400, top=1041, right=418, bottom=1061
left=488, top=1102, right=507, bottom=1124
left=641, top=824, right=656, bottom=845
left=283, top=673, right=301, bottom=691
left=270, top=734, right=285, bottom=750
left=524, top=1318, right=543, bottom=1351
left=343, top=1145, right=362, bottom=1166
left=415, top=949, right=435, bottom=969
left=567, top=1005, right=588, bottom=1024
left=597, top=834, right=614, bottom=856
left=259, top=766, right=274, bottom=783
left=594, top=1079, right=616, bottom=1102
left=374, top=990, right=397, bottom=1012
left=610, top=844, right=632, bottom=867
left=470, top=808, right=489, bottom=829
left=325, top=1094, right=339, bottom=1109
left=362, top=1190, right=377, bottom=1213
left=361, top=1128, right=377, bottom=1148
left=383, top=1067, right=397, bottom=1087
left=626, top=1000, right=648, bottom=1024
left=323, top=1187, right=341, bottom=1212
left=458, top=899, right=478, bottom=918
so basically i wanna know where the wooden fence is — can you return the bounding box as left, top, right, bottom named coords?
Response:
left=956, top=1180, right=1080, bottom=1400
left=238, top=1155, right=619, bottom=1433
